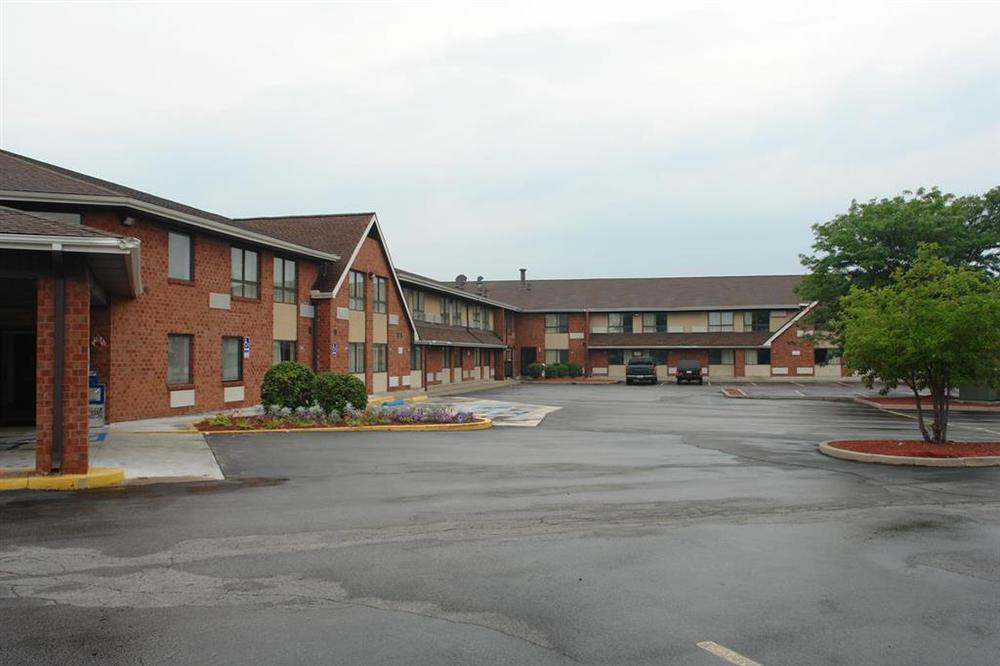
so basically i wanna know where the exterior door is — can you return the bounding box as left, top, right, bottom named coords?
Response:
left=0, top=330, right=36, bottom=424
left=520, top=347, right=536, bottom=376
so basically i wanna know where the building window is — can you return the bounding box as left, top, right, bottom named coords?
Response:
left=373, top=276, right=388, bottom=313
left=472, top=305, right=482, bottom=329
left=637, top=349, right=668, bottom=363
left=708, top=312, right=735, bottom=332
left=410, top=344, right=423, bottom=371
left=167, top=334, right=192, bottom=384
left=608, top=313, right=634, bottom=334
left=641, top=313, right=668, bottom=333
left=405, top=289, right=426, bottom=321
left=451, top=300, right=463, bottom=326
left=473, top=348, right=481, bottom=365
left=744, top=311, right=770, bottom=332
left=230, top=247, right=259, bottom=298
left=168, top=232, right=192, bottom=281
left=273, top=257, right=297, bottom=304
left=349, top=271, right=366, bottom=310
left=348, top=342, right=365, bottom=373
left=273, top=340, right=295, bottom=364
left=607, top=349, right=625, bottom=365
left=815, top=348, right=841, bottom=366
left=746, top=348, right=771, bottom=365
left=222, top=337, right=243, bottom=382
left=544, top=313, right=569, bottom=333
left=442, top=347, right=451, bottom=368
left=372, top=344, right=387, bottom=372
left=709, top=349, right=735, bottom=365
left=545, top=349, right=569, bottom=364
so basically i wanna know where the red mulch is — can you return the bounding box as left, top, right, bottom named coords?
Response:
left=864, top=397, right=998, bottom=408
left=828, top=439, right=1000, bottom=458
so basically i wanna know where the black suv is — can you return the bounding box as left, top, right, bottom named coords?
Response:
left=675, top=359, right=703, bottom=384
left=625, top=357, right=658, bottom=385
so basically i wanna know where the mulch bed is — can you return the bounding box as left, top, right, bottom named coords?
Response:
left=194, top=416, right=478, bottom=432
left=526, top=378, right=620, bottom=385
left=861, top=397, right=1000, bottom=410
left=828, top=439, right=1000, bottom=458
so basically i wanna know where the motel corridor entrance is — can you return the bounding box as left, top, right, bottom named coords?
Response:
left=0, top=278, right=37, bottom=426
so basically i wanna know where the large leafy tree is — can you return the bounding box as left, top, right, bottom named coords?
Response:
left=798, top=187, right=1000, bottom=326
left=840, top=248, right=1000, bottom=443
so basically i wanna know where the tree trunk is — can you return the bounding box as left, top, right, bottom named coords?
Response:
left=909, top=379, right=932, bottom=443
left=941, top=385, right=951, bottom=443
left=929, top=381, right=947, bottom=444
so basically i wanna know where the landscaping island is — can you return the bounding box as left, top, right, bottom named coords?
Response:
left=195, top=405, right=489, bottom=434
left=819, top=439, right=1000, bottom=467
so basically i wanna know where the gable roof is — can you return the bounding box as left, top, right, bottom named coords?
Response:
left=396, top=268, right=518, bottom=309
left=0, top=205, right=125, bottom=239
left=0, top=149, right=339, bottom=261
left=479, top=274, right=805, bottom=311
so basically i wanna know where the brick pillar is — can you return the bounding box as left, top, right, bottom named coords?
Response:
left=35, top=268, right=91, bottom=475
left=734, top=349, right=746, bottom=377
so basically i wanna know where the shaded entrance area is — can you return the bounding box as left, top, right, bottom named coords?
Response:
left=0, top=279, right=36, bottom=426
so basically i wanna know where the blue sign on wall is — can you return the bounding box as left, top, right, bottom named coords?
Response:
left=243, top=336, right=251, bottom=359
left=331, top=342, right=339, bottom=356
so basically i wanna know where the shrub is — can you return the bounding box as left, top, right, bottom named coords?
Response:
left=556, top=363, right=569, bottom=377
left=313, top=372, right=368, bottom=416
left=567, top=362, right=583, bottom=378
left=261, top=362, right=315, bottom=410
left=526, top=362, right=546, bottom=379
left=543, top=363, right=559, bottom=378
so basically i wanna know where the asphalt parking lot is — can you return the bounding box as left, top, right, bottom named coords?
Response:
left=2, top=383, right=999, bottom=664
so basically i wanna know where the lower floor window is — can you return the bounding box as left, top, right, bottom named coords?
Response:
left=349, top=342, right=365, bottom=374
left=167, top=334, right=192, bottom=384
left=273, top=340, right=295, bottom=365
left=372, top=344, right=387, bottom=373
left=746, top=348, right=771, bottom=365
left=709, top=349, right=735, bottom=365
left=815, top=348, right=841, bottom=365
left=442, top=347, right=451, bottom=368
left=473, top=348, right=481, bottom=365
left=544, top=349, right=568, bottom=364
left=222, top=336, right=243, bottom=381
left=607, top=349, right=625, bottom=365
left=410, top=345, right=423, bottom=371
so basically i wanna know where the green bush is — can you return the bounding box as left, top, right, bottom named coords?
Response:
left=261, top=361, right=315, bottom=409
left=526, top=362, right=546, bottom=379
left=556, top=363, right=570, bottom=377
left=567, top=362, right=583, bottom=378
left=313, top=372, right=368, bottom=415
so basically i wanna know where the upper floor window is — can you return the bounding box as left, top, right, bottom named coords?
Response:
left=441, top=298, right=452, bottom=325
left=608, top=313, right=634, bottom=334
left=168, top=231, right=192, bottom=281
left=230, top=247, right=259, bottom=298
left=471, top=305, right=482, bottom=329
left=743, top=311, right=769, bottom=332
left=708, top=311, right=734, bottom=332
left=544, top=313, right=569, bottom=333
left=273, top=257, right=297, bottom=304
left=405, top=289, right=426, bottom=320
left=373, top=276, right=388, bottom=313
left=642, top=312, right=668, bottom=333
left=451, top=299, right=463, bottom=326
left=349, top=271, right=365, bottom=310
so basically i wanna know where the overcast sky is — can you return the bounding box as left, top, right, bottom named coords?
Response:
left=2, top=2, right=998, bottom=280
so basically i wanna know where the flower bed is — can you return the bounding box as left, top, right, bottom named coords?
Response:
left=826, top=439, right=1000, bottom=458
left=195, top=404, right=480, bottom=432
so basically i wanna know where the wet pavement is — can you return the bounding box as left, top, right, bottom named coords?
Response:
left=2, top=383, right=999, bottom=664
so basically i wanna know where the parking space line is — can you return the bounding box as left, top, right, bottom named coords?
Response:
left=794, top=390, right=805, bottom=396
left=697, top=641, right=763, bottom=665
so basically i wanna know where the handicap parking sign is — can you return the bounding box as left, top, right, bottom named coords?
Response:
left=243, top=336, right=251, bottom=359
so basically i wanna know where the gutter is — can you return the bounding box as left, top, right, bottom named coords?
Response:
left=762, top=301, right=818, bottom=347
left=0, top=191, right=341, bottom=262
left=0, top=233, right=144, bottom=296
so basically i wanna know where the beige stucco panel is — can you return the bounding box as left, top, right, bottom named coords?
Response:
left=709, top=365, right=735, bottom=378
left=272, top=303, right=298, bottom=341
left=372, top=313, right=388, bottom=344
left=769, top=311, right=795, bottom=332
left=348, top=310, right=366, bottom=343
left=670, top=312, right=708, bottom=333
left=815, top=364, right=841, bottom=378
left=544, top=332, right=569, bottom=350
left=745, top=364, right=771, bottom=377
left=608, top=365, right=626, bottom=379
left=590, top=313, right=608, bottom=333
left=410, top=370, right=422, bottom=388
left=372, top=372, right=388, bottom=393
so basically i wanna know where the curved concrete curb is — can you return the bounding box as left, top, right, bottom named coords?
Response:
left=202, top=417, right=493, bottom=435
left=0, top=467, right=126, bottom=491
left=818, top=440, right=1000, bottom=467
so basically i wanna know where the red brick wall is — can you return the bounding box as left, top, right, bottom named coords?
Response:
left=35, top=266, right=90, bottom=474
left=568, top=313, right=587, bottom=367
left=734, top=349, right=746, bottom=377
left=515, top=313, right=544, bottom=375
left=769, top=325, right=815, bottom=377
left=85, top=211, right=321, bottom=421
left=424, top=346, right=443, bottom=385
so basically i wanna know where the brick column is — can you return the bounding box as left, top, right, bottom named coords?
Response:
left=734, top=349, right=746, bottom=377
left=35, top=267, right=91, bottom=475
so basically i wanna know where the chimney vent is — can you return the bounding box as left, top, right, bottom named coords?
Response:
left=519, top=268, right=527, bottom=287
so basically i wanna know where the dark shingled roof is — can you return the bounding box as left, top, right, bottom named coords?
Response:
left=589, top=331, right=772, bottom=348
left=230, top=213, right=375, bottom=290
left=0, top=205, right=124, bottom=239
left=480, top=275, right=804, bottom=311
left=414, top=322, right=506, bottom=348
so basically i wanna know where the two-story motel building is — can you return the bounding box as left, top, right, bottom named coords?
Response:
left=0, top=149, right=844, bottom=474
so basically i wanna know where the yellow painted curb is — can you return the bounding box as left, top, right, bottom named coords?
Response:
left=407, top=395, right=429, bottom=404
left=203, top=417, right=492, bottom=435
left=0, top=467, right=125, bottom=491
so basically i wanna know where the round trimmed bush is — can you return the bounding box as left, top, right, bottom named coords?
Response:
left=526, top=362, right=546, bottom=379
left=313, top=372, right=367, bottom=415
left=556, top=363, right=569, bottom=377
left=567, top=362, right=583, bottom=378
left=261, top=361, right=315, bottom=410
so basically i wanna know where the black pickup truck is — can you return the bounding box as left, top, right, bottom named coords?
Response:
left=675, top=359, right=703, bottom=384
left=625, top=357, right=658, bottom=385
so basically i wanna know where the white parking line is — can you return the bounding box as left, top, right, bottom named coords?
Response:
left=697, top=641, right=763, bottom=665
left=794, top=390, right=806, bottom=396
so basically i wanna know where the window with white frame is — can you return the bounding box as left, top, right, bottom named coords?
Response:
left=708, top=349, right=735, bottom=364
left=608, top=313, right=633, bottom=334
left=222, top=336, right=243, bottom=382
left=372, top=343, right=387, bottom=372
left=545, top=349, right=569, bottom=364
left=273, top=257, right=296, bottom=304
left=167, top=334, right=193, bottom=384
left=642, top=313, right=668, bottom=333
left=230, top=247, right=259, bottom=298
left=373, top=276, right=388, bottom=313
left=743, top=311, right=769, bottom=332
left=349, top=271, right=365, bottom=311
left=168, top=232, right=192, bottom=281
left=544, top=313, right=569, bottom=333
left=708, top=311, right=734, bottom=332
left=348, top=342, right=365, bottom=373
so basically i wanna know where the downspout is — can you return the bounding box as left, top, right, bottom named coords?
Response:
left=51, top=250, right=65, bottom=473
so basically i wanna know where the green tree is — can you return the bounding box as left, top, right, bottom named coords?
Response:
left=798, top=187, right=1000, bottom=326
left=840, top=248, right=1000, bottom=443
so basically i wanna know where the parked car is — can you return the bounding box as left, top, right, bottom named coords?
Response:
left=626, top=357, right=658, bottom=385
left=675, top=359, right=703, bottom=384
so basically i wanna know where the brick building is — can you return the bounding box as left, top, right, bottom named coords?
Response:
left=1, top=149, right=838, bottom=476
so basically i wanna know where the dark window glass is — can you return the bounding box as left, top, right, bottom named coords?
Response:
left=273, top=257, right=297, bottom=304
left=372, top=344, right=387, bottom=372
left=349, top=271, right=365, bottom=310
left=168, top=232, right=192, bottom=281
left=273, top=340, right=295, bottom=364
left=410, top=345, right=423, bottom=370
left=349, top=342, right=365, bottom=373
left=167, top=334, right=192, bottom=384
left=607, top=349, right=625, bottom=364
left=222, top=337, right=243, bottom=381
left=744, top=311, right=770, bottom=332
left=230, top=247, right=259, bottom=298
left=373, top=276, right=388, bottom=313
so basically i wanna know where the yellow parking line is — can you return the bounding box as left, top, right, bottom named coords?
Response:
left=697, top=641, right=763, bottom=665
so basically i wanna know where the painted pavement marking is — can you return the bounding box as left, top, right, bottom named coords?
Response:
left=697, top=640, right=763, bottom=665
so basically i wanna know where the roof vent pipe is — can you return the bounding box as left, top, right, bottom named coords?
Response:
left=519, top=268, right=526, bottom=287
